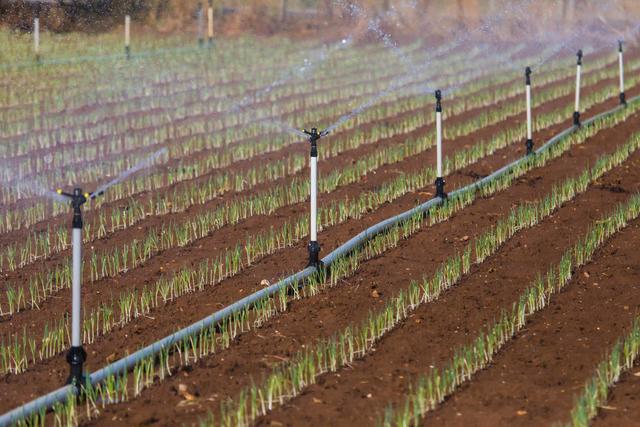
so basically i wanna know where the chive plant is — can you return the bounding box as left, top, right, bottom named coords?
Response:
left=381, top=193, right=640, bottom=427
left=30, top=118, right=640, bottom=426
left=569, top=316, right=640, bottom=426
left=4, top=95, right=640, bottom=375
left=9, top=63, right=631, bottom=300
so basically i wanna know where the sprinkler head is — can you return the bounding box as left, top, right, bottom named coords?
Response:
left=619, top=40, right=623, bottom=53
left=56, top=188, right=91, bottom=228
left=577, top=50, right=583, bottom=65
left=525, top=67, right=532, bottom=85
left=435, top=89, right=442, bottom=112
left=303, top=127, right=329, bottom=144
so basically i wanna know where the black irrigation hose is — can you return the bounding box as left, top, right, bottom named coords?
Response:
left=0, top=94, right=638, bottom=426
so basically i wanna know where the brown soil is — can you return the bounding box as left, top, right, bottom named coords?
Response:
left=0, top=75, right=635, bottom=417
left=423, top=217, right=640, bottom=426
left=73, top=106, right=640, bottom=425
left=248, top=119, right=640, bottom=427
left=1, top=67, right=629, bottom=347
left=592, top=360, right=640, bottom=426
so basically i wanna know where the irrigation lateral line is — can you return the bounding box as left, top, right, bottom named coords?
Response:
left=1, top=95, right=638, bottom=426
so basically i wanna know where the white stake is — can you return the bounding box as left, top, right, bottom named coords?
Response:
left=435, top=90, right=446, bottom=199
left=58, top=188, right=88, bottom=387
left=436, top=110, right=442, bottom=177
left=574, top=50, right=582, bottom=126
left=310, top=156, right=317, bottom=242
left=619, top=40, right=626, bottom=105
left=71, top=228, right=82, bottom=348
left=125, top=15, right=131, bottom=58
left=525, top=67, right=533, bottom=154
left=304, top=128, right=322, bottom=267
left=208, top=6, right=214, bottom=45
left=197, top=5, right=204, bottom=46
left=33, top=18, right=40, bottom=60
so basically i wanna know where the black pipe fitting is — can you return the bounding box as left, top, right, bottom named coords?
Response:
left=620, top=92, right=627, bottom=106
left=66, top=346, right=87, bottom=389
left=307, top=241, right=322, bottom=268
left=435, top=176, right=447, bottom=199
left=526, top=138, right=534, bottom=155
left=573, top=111, right=581, bottom=127
left=576, top=49, right=583, bottom=66
left=619, top=40, right=623, bottom=53
left=525, top=66, right=531, bottom=85
left=435, top=89, right=442, bottom=112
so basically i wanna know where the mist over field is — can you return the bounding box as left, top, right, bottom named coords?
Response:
left=1, top=1, right=640, bottom=427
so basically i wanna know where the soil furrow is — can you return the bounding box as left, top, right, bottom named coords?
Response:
left=71, top=108, right=640, bottom=425
left=591, top=360, right=640, bottom=426
left=2, top=72, right=632, bottom=342
left=422, top=217, right=640, bottom=426
left=249, top=128, right=640, bottom=427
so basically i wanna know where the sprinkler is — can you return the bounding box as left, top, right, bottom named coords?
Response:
left=573, top=49, right=583, bottom=127
left=619, top=40, right=626, bottom=106
left=47, top=149, right=166, bottom=390
left=55, top=188, right=91, bottom=388
left=303, top=127, right=328, bottom=268
left=435, top=90, right=447, bottom=199
left=197, top=3, right=205, bottom=47
left=124, top=15, right=131, bottom=60
left=525, top=67, right=534, bottom=155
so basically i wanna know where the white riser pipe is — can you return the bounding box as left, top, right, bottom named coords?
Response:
left=208, top=7, right=214, bottom=40
left=33, top=18, right=40, bottom=56
left=436, top=111, right=442, bottom=177
left=619, top=51, right=625, bottom=93
left=310, top=156, right=317, bottom=241
left=526, top=84, right=532, bottom=140
left=575, top=64, right=581, bottom=112
left=71, top=228, right=82, bottom=347
left=125, top=15, right=131, bottom=47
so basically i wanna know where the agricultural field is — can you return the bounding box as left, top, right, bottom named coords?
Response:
left=2, top=1, right=640, bottom=426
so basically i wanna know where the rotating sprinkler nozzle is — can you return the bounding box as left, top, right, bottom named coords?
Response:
left=525, top=67, right=534, bottom=155
left=619, top=40, right=626, bottom=106
left=303, top=127, right=328, bottom=269
left=574, top=50, right=583, bottom=127
left=55, top=188, right=92, bottom=389
left=434, top=90, right=447, bottom=199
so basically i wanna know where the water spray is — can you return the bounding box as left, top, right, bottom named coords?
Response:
left=525, top=66, right=534, bottom=154
left=574, top=49, right=583, bottom=126
left=619, top=40, right=626, bottom=106
left=54, top=188, right=91, bottom=388
left=33, top=17, right=40, bottom=63
left=303, top=127, right=328, bottom=268
left=124, top=15, right=131, bottom=60
left=435, top=90, right=446, bottom=199
left=38, top=149, right=166, bottom=389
